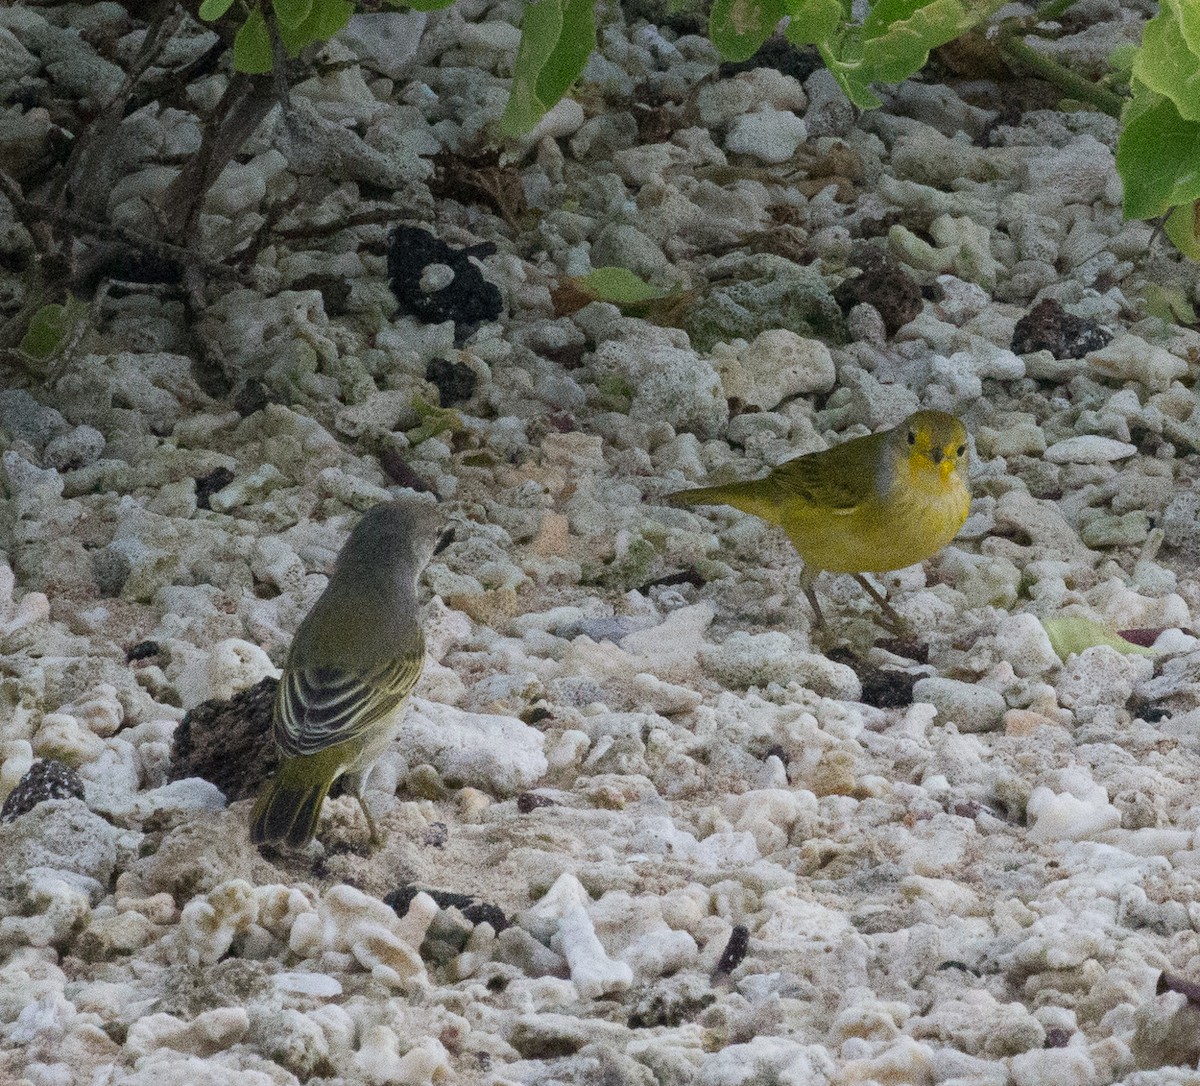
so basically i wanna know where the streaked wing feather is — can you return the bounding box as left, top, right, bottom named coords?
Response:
left=768, top=442, right=876, bottom=513
left=275, top=654, right=423, bottom=757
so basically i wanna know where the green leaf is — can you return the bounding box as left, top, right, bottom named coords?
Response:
left=502, top=0, right=562, bottom=137
left=860, top=0, right=973, bottom=84
left=500, top=0, right=596, bottom=137
left=535, top=0, right=594, bottom=115
left=19, top=301, right=73, bottom=360
left=709, top=0, right=787, bottom=62
left=1107, top=42, right=1137, bottom=78
left=389, top=0, right=458, bottom=9
left=406, top=394, right=463, bottom=446
left=861, top=0, right=955, bottom=37
left=277, top=0, right=353, bottom=54
left=198, top=0, right=236, bottom=20
left=1041, top=616, right=1157, bottom=661
left=232, top=8, right=274, bottom=72
left=783, top=0, right=979, bottom=112
left=1169, top=0, right=1200, bottom=56
left=1116, top=86, right=1200, bottom=219
left=814, top=43, right=883, bottom=109
left=575, top=267, right=671, bottom=305
left=1165, top=201, right=1200, bottom=260
left=272, top=0, right=314, bottom=29
left=783, top=0, right=882, bottom=109
left=781, top=0, right=841, bottom=46
left=552, top=267, right=691, bottom=318
left=1132, top=2, right=1200, bottom=122
left=1141, top=281, right=1198, bottom=325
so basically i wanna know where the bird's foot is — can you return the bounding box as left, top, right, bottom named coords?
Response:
left=356, top=795, right=385, bottom=852
left=853, top=575, right=911, bottom=638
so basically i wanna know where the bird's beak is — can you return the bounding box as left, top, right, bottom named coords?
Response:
left=433, top=528, right=456, bottom=555
left=931, top=449, right=944, bottom=465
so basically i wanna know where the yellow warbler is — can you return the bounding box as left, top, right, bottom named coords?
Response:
left=250, top=496, right=450, bottom=849
left=664, top=409, right=972, bottom=627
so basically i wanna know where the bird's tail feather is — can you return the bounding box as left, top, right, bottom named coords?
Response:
left=663, top=478, right=783, bottom=525
left=249, top=770, right=333, bottom=848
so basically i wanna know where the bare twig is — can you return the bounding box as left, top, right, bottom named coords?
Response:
left=59, top=0, right=184, bottom=218
left=158, top=73, right=280, bottom=242
left=271, top=207, right=411, bottom=240
left=995, top=29, right=1124, bottom=117
left=2, top=169, right=236, bottom=276
left=993, top=0, right=1126, bottom=118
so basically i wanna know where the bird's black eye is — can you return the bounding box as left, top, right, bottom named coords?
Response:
left=956, top=444, right=966, bottom=457
left=906, top=431, right=916, bottom=445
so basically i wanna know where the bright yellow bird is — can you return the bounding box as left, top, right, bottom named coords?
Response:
left=663, top=409, right=972, bottom=628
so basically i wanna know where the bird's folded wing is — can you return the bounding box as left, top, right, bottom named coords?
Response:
left=275, top=654, right=424, bottom=757
left=768, top=445, right=875, bottom=513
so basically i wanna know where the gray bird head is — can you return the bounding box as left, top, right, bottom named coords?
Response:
left=338, top=496, right=448, bottom=584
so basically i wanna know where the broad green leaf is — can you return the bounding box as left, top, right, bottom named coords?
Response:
left=19, top=301, right=73, bottom=360
left=784, top=3, right=882, bottom=109
left=198, top=0, right=236, bottom=20
left=1132, top=3, right=1200, bottom=122
left=1041, top=617, right=1156, bottom=661
left=576, top=267, right=670, bottom=304
left=862, top=0, right=941, bottom=36
left=1141, top=282, right=1198, bottom=324
left=233, top=8, right=274, bottom=72
left=1168, top=0, right=1200, bottom=56
left=710, top=0, right=787, bottom=62
left=860, top=0, right=974, bottom=84
left=817, top=35, right=884, bottom=110
left=826, top=59, right=881, bottom=108
left=278, top=0, right=353, bottom=54
left=272, top=0, right=313, bottom=29
left=553, top=267, right=689, bottom=318
left=500, top=0, right=596, bottom=137
left=1116, top=87, right=1200, bottom=219
left=501, top=0, right=563, bottom=136
left=534, top=0, right=595, bottom=116
left=782, top=0, right=842, bottom=49
left=1165, top=200, right=1200, bottom=260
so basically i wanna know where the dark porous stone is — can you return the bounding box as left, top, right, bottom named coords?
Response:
left=1011, top=298, right=1112, bottom=359
left=232, top=379, right=271, bottom=418
left=289, top=273, right=352, bottom=318
left=195, top=466, right=236, bottom=510
left=384, top=884, right=509, bottom=931
left=719, top=38, right=822, bottom=82
left=834, top=246, right=923, bottom=336
left=713, top=924, right=750, bottom=977
left=425, top=356, right=478, bottom=406
left=379, top=449, right=437, bottom=495
left=517, top=792, right=557, bottom=813
left=1, top=760, right=85, bottom=822
left=859, top=668, right=919, bottom=709
left=168, top=676, right=278, bottom=802
left=387, top=225, right=502, bottom=345
left=826, top=648, right=919, bottom=709
left=126, top=639, right=161, bottom=662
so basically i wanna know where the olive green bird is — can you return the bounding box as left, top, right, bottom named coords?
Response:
left=250, top=496, right=452, bottom=849
left=663, top=409, right=972, bottom=628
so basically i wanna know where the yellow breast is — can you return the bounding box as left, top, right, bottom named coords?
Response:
left=782, top=463, right=970, bottom=575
